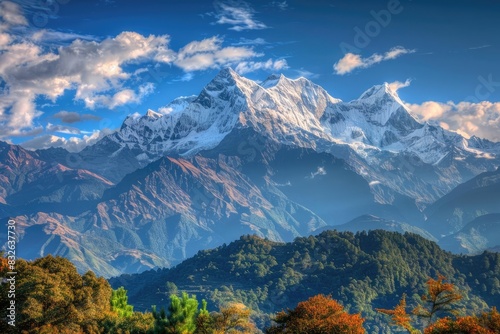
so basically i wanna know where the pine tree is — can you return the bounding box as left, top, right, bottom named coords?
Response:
left=153, top=292, right=200, bottom=334
left=111, top=287, right=134, bottom=318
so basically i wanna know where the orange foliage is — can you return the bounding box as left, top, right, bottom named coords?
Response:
left=266, top=294, right=365, bottom=334
left=477, top=307, right=500, bottom=332
left=0, top=256, right=8, bottom=273
left=424, top=316, right=494, bottom=334
left=413, top=275, right=462, bottom=323
left=376, top=294, right=417, bottom=333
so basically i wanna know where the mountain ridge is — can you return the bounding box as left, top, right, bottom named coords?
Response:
left=2, top=69, right=499, bottom=276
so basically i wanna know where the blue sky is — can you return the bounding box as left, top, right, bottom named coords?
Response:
left=1, top=0, right=499, bottom=151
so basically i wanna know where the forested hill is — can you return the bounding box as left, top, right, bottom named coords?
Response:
left=110, top=230, right=500, bottom=332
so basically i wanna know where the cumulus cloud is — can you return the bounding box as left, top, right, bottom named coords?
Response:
left=388, top=79, right=412, bottom=92
left=47, top=123, right=82, bottom=135
left=174, top=36, right=257, bottom=71
left=334, top=46, right=415, bottom=75
left=21, top=128, right=115, bottom=152
left=234, top=58, right=288, bottom=74
left=83, top=83, right=155, bottom=109
left=213, top=0, right=267, bottom=31
left=0, top=6, right=262, bottom=139
left=53, top=111, right=102, bottom=123
left=0, top=29, right=173, bottom=137
left=407, top=101, right=500, bottom=141
left=0, top=1, right=28, bottom=31
left=0, top=1, right=285, bottom=148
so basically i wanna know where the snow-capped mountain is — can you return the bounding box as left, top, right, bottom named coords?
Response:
left=322, top=83, right=423, bottom=149
left=6, top=69, right=500, bottom=276
left=107, top=68, right=341, bottom=160
left=92, top=68, right=499, bottom=203
left=106, top=69, right=500, bottom=165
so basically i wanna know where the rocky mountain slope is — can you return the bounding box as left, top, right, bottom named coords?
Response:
left=2, top=69, right=500, bottom=276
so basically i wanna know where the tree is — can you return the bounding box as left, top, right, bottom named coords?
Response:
left=102, top=311, right=155, bottom=334
left=265, top=294, right=365, bottom=334
left=378, top=275, right=469, bottom=333
left=477, top=307, right=500, bottom=333
left=111, top=287, right=134, bottom=318
left=376, top=294, right=419, bottom=334
left=211, top=303, right=257, bottom=333
left=413, top=275, right=462, bottom=326
left=424, top=316, right=493, bottom=334
left=194, top=300, right=212, bottom=334
left=153, top=292, right=201, bottom=334
left=0, top=255, right=113, bottom=334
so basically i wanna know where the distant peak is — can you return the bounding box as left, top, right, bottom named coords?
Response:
left=216, top=67, right=240, bottom=79
left=203, top=67, right=244, bottom=90
left=266, top=73, right=285, bottom=81
left=358, top=83, right=402, bottom=102
left=261, top=73, right=285, bottom=88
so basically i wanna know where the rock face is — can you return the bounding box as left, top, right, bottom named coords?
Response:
left=2, top=69, right=500, bottom=276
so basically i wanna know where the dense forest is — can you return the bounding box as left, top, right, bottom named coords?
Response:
left=110, top=230, right=500, bottom=332
left=1, top=230, right=500, bottom=333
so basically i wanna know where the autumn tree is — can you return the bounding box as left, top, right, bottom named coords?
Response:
left=0, top=256, right=113, bottom=334
left=211, top=303, right=257, bottom=333
left=376, top=275, right=497, bottom=334
left=477, top=307, right=500, bottom=332
left=265, top=294, right=365, bottom=334
left=424, top=316, right=494, bottom=334
left=413, top=275, right=462, bottom=326
left=376, top=294, right=419, bottom=334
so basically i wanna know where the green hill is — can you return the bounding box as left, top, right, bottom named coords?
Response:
left=110, top=230, right=500, bottom=332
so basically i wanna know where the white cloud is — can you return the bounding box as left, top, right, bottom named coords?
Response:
left=232, top=37, right=268, bottom=46
left=388, top=79, right=411, bottom=92
left=293, top=68, right=320, bottom=79
left=0, top=28, right=173, bottom=137
left=334, top=47, right=415, bottom=75
left=213, top=0, right=267, bottom=31
left=307, top=166, right=327, bottom=179
left=47, top=123, right=82, bottom=135
left=407, top=101, right=500, bottom=141
left=175, top=36, right=257, bottom=71
left=20, top=128, right=115, bottom=152
left=30, top=29, right=97, bottom=43
left=0, top=1, right=28, bottom=31
left=234, top=58, right=288, bottom=74
left=269, top=1, right=288, bottom=11
left=0, top=3, right=282, bottom=143
left=83, top=83, right=155, bottom=109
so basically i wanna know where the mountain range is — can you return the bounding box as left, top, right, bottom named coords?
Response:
left=1, top=68, right=499, bottom=277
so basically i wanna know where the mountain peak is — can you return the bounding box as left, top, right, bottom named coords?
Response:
left=214, top=67, right=240, bottom=81
left=261, top=73, right=285, bottom=88
left=201, top=67, right=249, bottom=95
left=355, top=83, right=414, bottom=122
left=359, top=83, right=398, bottom=101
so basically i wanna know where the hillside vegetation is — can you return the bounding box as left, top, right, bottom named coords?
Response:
left=111, top=230, right=500, bottom=332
